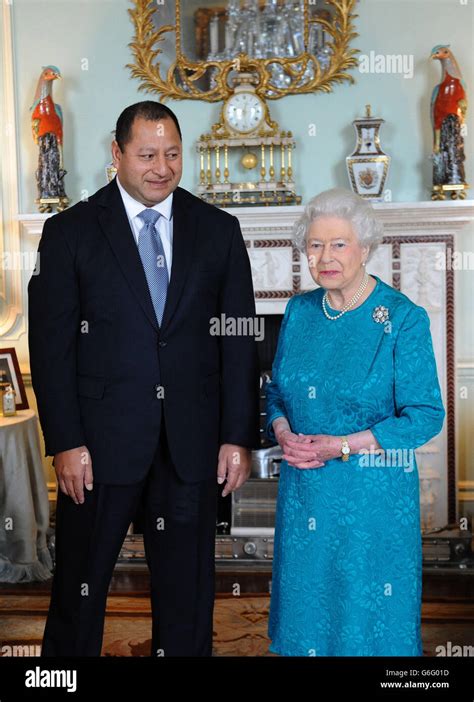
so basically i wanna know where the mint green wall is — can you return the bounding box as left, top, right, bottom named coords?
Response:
left=13, top=0, right=473, bottom=210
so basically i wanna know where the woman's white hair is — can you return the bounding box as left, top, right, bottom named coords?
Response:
left=293, top=188, right=384, bottom=261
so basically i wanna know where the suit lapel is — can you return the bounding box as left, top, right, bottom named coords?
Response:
left=97, top=179, right=159, bottom=332
left=160, top=186, right=196, bottom=333
left=96, top=179, right=197, bottom=334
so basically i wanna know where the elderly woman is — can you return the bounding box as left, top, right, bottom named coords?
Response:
left=266, top=188, right=445, bottom=656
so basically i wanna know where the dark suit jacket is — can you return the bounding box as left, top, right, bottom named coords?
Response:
left=28, top=178, right=260, bottom=484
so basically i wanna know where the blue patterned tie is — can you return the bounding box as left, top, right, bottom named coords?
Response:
left=137, top=209, right=168, bottom=326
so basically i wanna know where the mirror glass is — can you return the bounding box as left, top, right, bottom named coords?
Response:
left=178, top=0, right=331, bottom=64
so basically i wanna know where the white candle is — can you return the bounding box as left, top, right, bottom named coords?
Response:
left=210, top=15, right=219, bottom=55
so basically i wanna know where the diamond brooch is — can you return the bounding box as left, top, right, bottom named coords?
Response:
left=372, top=305, right=389, bottom=323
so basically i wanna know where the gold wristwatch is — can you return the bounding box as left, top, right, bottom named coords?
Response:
left=340, top=436, right=351, bottom=462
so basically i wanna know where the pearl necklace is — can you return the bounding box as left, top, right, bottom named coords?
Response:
left=322, top=271, right=369, bottom=320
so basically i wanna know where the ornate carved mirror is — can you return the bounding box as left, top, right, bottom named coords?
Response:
left=128, top=0, right=359, bottom=102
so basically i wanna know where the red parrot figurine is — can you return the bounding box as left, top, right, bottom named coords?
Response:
left=31, top=65, right=70, bottom=212
left=430, top=45, right=468, bottom=199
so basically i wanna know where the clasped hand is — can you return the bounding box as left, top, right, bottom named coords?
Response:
left=277, top=430, right=341, bottom=470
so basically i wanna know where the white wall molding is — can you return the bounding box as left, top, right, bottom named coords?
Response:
left=457, top=363, right=474, bottom=380
left=1, top=2, right=23, bottom=338
left=17, top=214, right=50, bottom=238
left=220, top=200, right=474, bottom=236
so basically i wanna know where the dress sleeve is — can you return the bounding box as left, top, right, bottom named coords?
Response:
left=371, top=305, right=445, bottom=451
left=265, top=295, right=296, bottom=442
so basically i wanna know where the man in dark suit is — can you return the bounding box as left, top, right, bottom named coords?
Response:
left=28, top=101, right=260, bottom=657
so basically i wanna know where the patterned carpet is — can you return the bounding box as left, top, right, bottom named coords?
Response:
left=1, top=591, right=473, bottom=657
left=0, top=593, right=273, bottom=657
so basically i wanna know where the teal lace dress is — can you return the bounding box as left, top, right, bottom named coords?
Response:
left=266, top=275, right=445, bottom=656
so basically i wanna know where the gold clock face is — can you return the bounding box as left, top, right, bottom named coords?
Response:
left=223, top=92, right=265, bottom=134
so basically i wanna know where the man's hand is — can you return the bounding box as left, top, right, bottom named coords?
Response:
left=217, top=444, right=251, bottom=497
left=53, top=445, right=93, bottom=505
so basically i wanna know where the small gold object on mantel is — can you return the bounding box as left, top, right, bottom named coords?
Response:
left=196, top=73, right=302, bottom=207
left=241, top=152, right=258, bottom=170
left=431, top=183, right=469, bottom=201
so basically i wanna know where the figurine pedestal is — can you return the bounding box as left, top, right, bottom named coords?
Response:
left=35, top=196, right=70, bottom=214
left=431, top=184, right=469, bottom=201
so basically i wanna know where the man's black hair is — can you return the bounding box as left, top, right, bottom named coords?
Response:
left=115, top=101, right=182, bottom=150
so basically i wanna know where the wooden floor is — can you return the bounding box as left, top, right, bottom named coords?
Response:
left=0, top=566, right=473, bottom=657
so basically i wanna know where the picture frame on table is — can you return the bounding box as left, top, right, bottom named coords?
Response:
left=0, top=347, right=29, bottom=410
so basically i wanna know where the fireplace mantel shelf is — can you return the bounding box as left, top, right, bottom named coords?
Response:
left=224, top=200, right=474, bottom=232
left=16, top=199, right=474, bottom=237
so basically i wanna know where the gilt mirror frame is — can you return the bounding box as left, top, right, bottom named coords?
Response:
left=127, top=0, right=359, bottom=102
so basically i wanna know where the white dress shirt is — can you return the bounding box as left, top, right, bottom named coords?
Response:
left=116, top=176, right=173, bottom=281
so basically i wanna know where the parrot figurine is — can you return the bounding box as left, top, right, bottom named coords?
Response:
left=430, top=45, right=468, bottom=197
left=30, top=65, right=69, bottom=212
